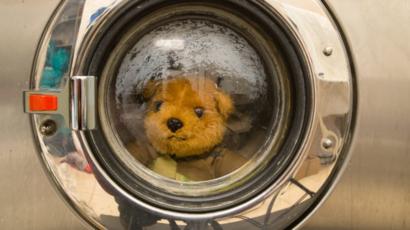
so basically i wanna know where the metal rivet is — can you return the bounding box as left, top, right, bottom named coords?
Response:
left=322, top=138, right=334, bottom=150
left=323, top=47, right=333, bottom=56
left=39, top=119, right=57, bottom=136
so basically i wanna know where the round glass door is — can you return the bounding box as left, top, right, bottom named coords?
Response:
left=102, top=19, right=285, bottom=183
left=88, top=2, right=308, bottom=212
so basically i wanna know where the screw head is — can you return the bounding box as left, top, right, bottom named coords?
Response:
left=39, top=119, right=57, bottom=136
left=323, top=47, right=333, bottom=56
left=322, top=138, right=334, bottom=150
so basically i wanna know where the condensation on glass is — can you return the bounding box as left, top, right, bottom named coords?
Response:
left=101, top=19, right=280, bottom=183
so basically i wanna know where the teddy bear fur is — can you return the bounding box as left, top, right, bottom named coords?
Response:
left=129, top=75, right=247, bottom=181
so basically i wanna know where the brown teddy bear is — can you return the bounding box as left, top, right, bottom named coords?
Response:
left=127, top=75, right=247, bottom=181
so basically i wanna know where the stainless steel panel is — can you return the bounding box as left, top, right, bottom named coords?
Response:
left=2, top=0, right=410, bottom=229
left=305, top=0, right=410, bottom=229
left=0, top=1, right=86, bottom=229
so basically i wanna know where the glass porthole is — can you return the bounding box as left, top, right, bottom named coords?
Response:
left=103, top=18, right=282, bottom=183
left=88, top=2, right=308, bottom=212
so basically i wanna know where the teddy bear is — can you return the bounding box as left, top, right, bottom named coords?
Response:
left=127, top=75, right=247, bottom=181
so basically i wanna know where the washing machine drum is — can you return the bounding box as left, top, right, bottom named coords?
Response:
left=24, top=0, right=354, bottom=229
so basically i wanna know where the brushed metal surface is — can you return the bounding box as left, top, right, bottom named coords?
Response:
left=0, top=1, right=86, bottom=229
left=2, top=0, right=409, bottom=229
left=305, top=0, right=410, bottom=229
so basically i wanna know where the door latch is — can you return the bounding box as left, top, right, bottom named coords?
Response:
left=24, top=76, right=96, bottom=130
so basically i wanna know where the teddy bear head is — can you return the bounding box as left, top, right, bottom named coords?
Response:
left=142, top=76, right=233, bottom=158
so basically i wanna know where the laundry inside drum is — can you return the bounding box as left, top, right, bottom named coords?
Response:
left=100, top=18, right=288, bottom=184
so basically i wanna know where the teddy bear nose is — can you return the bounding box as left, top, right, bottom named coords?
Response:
left=167, top=118, right=184, bottom=132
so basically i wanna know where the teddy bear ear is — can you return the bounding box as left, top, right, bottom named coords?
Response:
left=214, top=90, right=234, bottom=120
left=142, top=80, right=160, bottom=101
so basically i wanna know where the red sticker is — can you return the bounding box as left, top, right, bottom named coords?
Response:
left=29, top=94, right=58, bottom=111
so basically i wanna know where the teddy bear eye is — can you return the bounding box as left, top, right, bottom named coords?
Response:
left=194, top=107, right=204, bottom=118
left=154, top=100, right=163, bottom=112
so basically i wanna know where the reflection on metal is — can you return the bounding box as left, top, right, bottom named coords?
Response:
left=26, top=0, right=354, bottom=229
left=71, top=76, right=96, bottom=130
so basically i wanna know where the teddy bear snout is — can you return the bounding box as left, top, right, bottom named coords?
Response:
left=167, top=117, right=184, bottom=133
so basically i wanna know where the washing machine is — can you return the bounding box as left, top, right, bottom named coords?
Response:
left=1, top=0, right=409, bottom=229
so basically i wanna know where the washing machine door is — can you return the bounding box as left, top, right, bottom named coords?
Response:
left=23, top=0, right=354, bottom=229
